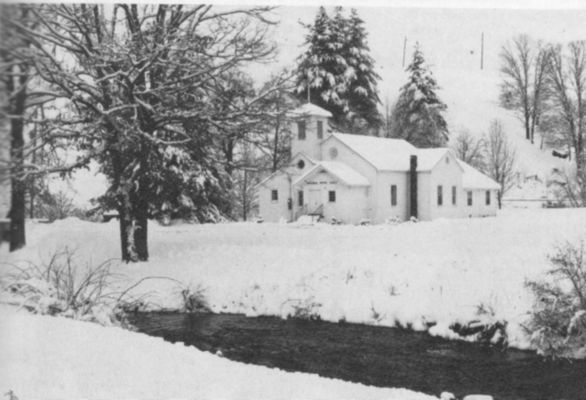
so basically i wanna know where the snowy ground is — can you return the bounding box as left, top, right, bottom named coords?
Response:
left=0, top=305, right=436, bottom=400
left=2, top=209, right=585, bottom=348
left=1, top=209, right=585, bottom=398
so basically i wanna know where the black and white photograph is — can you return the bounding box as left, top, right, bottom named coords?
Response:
left=1, top=0, right=586, bottom=399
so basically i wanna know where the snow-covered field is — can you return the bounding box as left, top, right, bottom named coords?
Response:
left=2, top=209, right=585, bottom=345
left=1, top=208, right=585, bottom=398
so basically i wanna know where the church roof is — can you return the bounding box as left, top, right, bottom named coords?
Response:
left=331, top=133, right=417, bottom=171
left=331, top=134, right=464, bottom=173
left=457, top=160, right=501, bottom=190
left=329, top=133, right=498, bottom=189
left=293, top=161, right=370, bottom=187
left=290, top=103, right=333, bottom=118
left=416, top=148, right=458, bottom=171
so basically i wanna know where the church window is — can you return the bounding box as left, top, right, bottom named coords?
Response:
left=329, top=147, right=338, bottom=159
left=390, top=185, right=397, bottom=206
left=297, top=121, right=306, bottom=140
left=328, top=190, right=336, bottom=202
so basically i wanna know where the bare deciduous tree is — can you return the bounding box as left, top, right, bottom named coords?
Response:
left=545, top=41, right=586, bottom=205
left=6, top=4, right=278, bottom=262
left=499, top=35, right=549, bottom=145
left=483, top=120, right=517, bottom=208
left=451, top=129, right=485, bottom=170
left=252, top=73, right=296, bottom=173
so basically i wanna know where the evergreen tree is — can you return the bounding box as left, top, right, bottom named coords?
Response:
left=390, top=43, right=448, bottom=148
left=344, top=9, right=381, bottom=132
left=295, top=7, right=381, bottom=133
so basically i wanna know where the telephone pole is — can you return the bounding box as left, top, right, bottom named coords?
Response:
left=480, top=32, right=484, bottom=70
left=402, top=37, right=407, bottom=68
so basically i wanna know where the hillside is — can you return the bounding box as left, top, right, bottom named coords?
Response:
left=389, top=67, right=569, bottom=175
left=382, top=65, right=572, bottom=203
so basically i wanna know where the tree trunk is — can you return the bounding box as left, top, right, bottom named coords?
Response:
left=132, top=181, right=149, bottom=261
left=29, top=109, right=38, bottom=219
left=242, top=169, right=248, bottom=221
left=8, top=65, right=27, bottom=252
left=133, top=213, right=148, bottom=261
left=9, top=178, right=26, bottom=251
left=577, top=151, right=586, bottom=206
left=497, top=190, right=502, bottom=209
left=118, top=193, right=137, bottom=262
left=272, top=120, right=281, bottom=173
left=529, top=114, right=536, bottom=145
left=524, top=111, right=531, bottom=142
left=224, top=137, right=235, bottom=176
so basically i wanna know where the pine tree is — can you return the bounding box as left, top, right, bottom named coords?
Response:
left=344, top=9, right=381, bottom=132
left=295, top=7, right=381, bottom=133
left=390, top=43, right=448, bottom=148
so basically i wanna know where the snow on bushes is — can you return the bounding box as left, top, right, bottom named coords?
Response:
left=0, top=247, right=209, bottom=326
left=525, top=240, right=586, bottom=358
left=0, top=248, right=128, bottom=326
left=180, top=283, right=210, bottom=313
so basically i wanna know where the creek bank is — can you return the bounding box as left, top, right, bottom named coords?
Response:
left=129, top=312, right=586, bottom=400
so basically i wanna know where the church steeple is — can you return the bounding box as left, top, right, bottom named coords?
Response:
left=290, top=103, right=332, bottom=161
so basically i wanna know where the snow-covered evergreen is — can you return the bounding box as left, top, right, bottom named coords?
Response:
left=344, top=9, right=381, bottom=132
left=390, top=44, right=449, bottom=148
left=295, top=7, right=381, bottom=134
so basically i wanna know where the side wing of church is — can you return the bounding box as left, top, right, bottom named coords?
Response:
left=257, top=103, right=500, bottom=224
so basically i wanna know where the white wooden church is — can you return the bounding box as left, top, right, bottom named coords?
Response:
left=257, top=103, right=500, bottom=224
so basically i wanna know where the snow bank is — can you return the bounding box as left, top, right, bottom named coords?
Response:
left=0, top=306, right=436, bottom=400
left=2, top=209, right=585, bottom=353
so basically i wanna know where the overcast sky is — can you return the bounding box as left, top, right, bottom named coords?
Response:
left=245, top=5, right=586, bottom=101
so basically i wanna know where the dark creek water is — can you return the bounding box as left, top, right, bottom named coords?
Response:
left=128, top=312, right=586, bottom=400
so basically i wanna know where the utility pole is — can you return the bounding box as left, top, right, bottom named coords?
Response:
left=480, top=32, right=484, bottom=70
left=402, top=37, right=407, bottom=68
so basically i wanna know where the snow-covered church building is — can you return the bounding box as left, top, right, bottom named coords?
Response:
left=257, top=103, right=500, bottom=224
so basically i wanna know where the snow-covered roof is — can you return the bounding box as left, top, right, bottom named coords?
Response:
left=291, top=152, right=317, bottom=165
left=290, top=103, right=333, bottom=118
left=293, top=161, right=370, bottom=187
left=256, top=170, right=281, bottom=188
left=416, top=148, right=454, bottom=171
left=331, top=133, right=417, bottom=171
left=457, top=160, right=501, bottom=190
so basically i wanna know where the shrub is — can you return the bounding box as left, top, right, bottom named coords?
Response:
left=525, top=240, right=586, bottom=358
left=385, top=216, right=402, bottom=225
left=287, top=296, right=322, bottom=321
left=1, top=248, right=130, bottom=326
left=180, top=284, right=210, bottom=313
